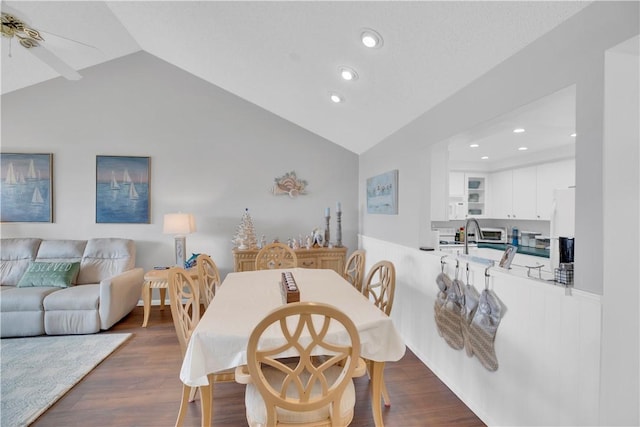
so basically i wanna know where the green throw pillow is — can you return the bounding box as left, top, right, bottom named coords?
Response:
left=17, top=262, right=81, bottom=288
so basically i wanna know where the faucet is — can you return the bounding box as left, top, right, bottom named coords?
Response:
left=464, top=217, right=484, bottom=255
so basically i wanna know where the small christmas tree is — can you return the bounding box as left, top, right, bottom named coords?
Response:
left=232, top=208, right=258, bottom=250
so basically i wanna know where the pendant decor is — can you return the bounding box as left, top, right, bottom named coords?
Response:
left=271, top=171, right=307, bottom=198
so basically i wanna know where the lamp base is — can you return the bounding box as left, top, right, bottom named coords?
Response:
left=174, top=236, right=186, bottom=267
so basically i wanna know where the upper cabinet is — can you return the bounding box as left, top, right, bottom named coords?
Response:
left=465, top=174, right=487, bottom=218
left=449, top=171, right=465, bottom=197
left=488, top=160, right=575, bottom=220
left=489, top=167, right=537, bottom=219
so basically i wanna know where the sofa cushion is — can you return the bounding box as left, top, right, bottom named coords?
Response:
left=35, top=239, right=86, bottom=264
left=0, top=286, right=60, bottom=311
left=77, top=238, right=135, bottom=285
left=43, top=284, right=100, bottom=311
left=17, top=261, right=81, bottom=288
left=0, top=238, right=42, bottom=286
left=1, top=311, right=46, bottom=337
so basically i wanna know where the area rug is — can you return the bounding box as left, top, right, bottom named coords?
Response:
left=1, top=333, right=132, bottom=426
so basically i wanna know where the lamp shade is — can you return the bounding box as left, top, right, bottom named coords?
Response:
left=163, top=213, right=196, bottom=235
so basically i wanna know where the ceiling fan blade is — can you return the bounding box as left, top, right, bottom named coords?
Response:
left=2, top=2, right=81, bottom=81
left=27, top=44, right=82, bottom=80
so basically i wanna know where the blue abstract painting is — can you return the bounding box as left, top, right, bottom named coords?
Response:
left=1, top=153, right=53, bottom=222
left=366, top=169, right=398, bottom=215
left=96, top=156, right=150, bottom=224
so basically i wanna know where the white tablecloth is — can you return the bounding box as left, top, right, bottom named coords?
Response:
left=180, top=268, right=406, bottom=387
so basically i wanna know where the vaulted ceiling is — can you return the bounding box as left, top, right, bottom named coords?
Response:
left=1, top=1, right=591, bottom=154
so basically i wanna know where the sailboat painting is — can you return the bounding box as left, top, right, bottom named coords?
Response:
left=96, top=156, right=150, bottom=223
left=0, top=153, right=53, bottom=222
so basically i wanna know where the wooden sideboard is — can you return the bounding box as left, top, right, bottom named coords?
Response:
left=233, top=246, right=347, bottom=275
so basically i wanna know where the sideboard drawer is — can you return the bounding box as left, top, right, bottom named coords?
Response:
left=299, top=258, right=317, bottom=269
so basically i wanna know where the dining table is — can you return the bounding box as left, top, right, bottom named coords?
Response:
left=180, top=267, right=406, bottom=427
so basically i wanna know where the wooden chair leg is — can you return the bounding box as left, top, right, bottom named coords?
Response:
left=188, top=386, right=198, bottom=402
left=175, top=384, right=191, bottom=427
left=381, top=372, right=391, bottom=407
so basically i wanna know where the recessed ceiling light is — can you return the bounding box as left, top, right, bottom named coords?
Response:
left=361, top=28, right=383, bottom=49
left=513, top=128, right=525, bottom=133
left=469, top=144, right=479, bottom=148
left=339, top=66, right=358, bottom=81
left=570, top=133, right=577, bottom=137
left=330, top=93, right=343, bottom=103
left=518, top=147, right=528, bottom=151
left=481, top=156, right=489, bottom=160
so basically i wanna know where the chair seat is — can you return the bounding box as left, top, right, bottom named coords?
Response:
left=245, top=364, right=356, bottom=426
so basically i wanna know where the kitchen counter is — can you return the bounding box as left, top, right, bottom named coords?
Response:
left=478, top=242, right=550, bottom=258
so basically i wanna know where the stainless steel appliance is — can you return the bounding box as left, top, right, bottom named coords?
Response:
left=474, top=227, right=507, bottom=243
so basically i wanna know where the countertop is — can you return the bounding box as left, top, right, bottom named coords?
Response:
left=478, top=242, right=550, bottom=258
left=438, top=241, right=550, bottom=258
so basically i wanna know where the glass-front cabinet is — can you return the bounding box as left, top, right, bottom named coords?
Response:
left=465, top=174, right=487, bottom=217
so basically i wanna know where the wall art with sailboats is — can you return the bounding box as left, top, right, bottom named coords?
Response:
left=1, top=153, right=53, bottom=222
left=96, top=155, right=150, bottom=224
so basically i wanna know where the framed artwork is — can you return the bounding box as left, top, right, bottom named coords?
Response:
left=366, top=169, right=399, bottom=215
left=0, top=153, right=53, bottom=223
left=499, top=244, right=517, bottom=269
left=96, top=155, right=150, bottom=224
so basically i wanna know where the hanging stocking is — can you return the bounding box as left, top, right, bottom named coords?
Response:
left=461, top=264, right=480, bottom=357
left=469, top=288, right=503, bottom=371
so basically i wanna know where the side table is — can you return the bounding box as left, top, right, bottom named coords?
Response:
left=141, top=267, right=198, bottom=327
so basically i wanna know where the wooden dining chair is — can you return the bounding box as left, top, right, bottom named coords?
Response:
left=255, top=242, right=298, bottom=270
left=343, top=250, right=366, bottom=293
left=363, top=260, right=396, bottom=407
left=234, top=301, right=366, bottom=427
left=196, top=254, right=220, bottom=310
left=168, top=268, right=234, bottom=427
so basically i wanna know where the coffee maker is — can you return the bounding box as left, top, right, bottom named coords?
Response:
left=556, top=237, right=574, bottom=284
left=559, top=237, right=574, bottom=265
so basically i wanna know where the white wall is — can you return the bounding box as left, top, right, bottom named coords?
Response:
left=357, top=3, right=638, bottom=425
left=0, top=52, right=359, bottom=278
left=600, top=38, right=640, bottom=425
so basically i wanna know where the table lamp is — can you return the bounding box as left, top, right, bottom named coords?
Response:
left=163, top=213, right=196, bottom=267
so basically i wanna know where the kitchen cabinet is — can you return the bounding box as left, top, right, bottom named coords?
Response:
left=465, top=174, right=487, bottom=217
left=513, top=167, right=537, bottom=219
left=448, top=171, right=467, bottom=220
left=489, top=167, right=537, bottom=220
left=449, top=172, right=465, bottom=197
left=489, top=160, right=574, bottom=220
left=489, top=170, right=513, bottom=219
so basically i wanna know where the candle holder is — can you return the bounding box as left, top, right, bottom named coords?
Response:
left=324, top=215, right=331, bottom=247
left=335, top=211, right=343, bottom=247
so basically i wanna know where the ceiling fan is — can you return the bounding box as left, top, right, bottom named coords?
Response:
left=1, top=3, right=82, bottom=80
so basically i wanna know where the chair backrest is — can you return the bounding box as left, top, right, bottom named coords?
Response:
left=363, top=260, right=396, bottom=316
left=246, top=301, right=361, bottom=426
left=343, top=250, right=366, bottom=292
left=196, top=254, right=220, bottom=309
left=168, top=267, right=200, bottom=357
left=255, top=242, right=298, bottom=270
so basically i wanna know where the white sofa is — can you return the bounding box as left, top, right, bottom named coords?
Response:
left=0, top=238, right=144, bottom=337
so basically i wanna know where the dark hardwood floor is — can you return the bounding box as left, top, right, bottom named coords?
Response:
left=32, top=306, right=486, bottom=427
